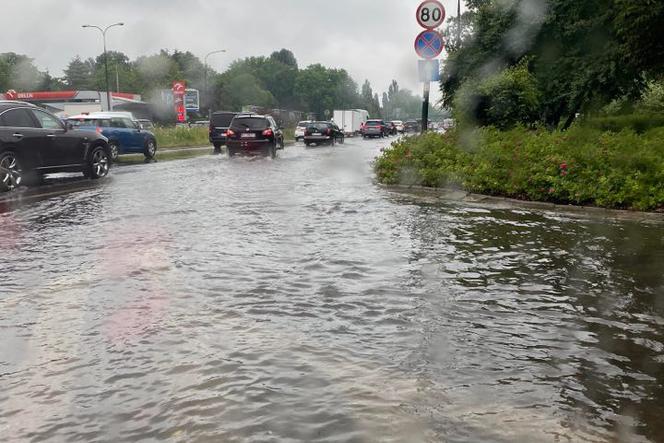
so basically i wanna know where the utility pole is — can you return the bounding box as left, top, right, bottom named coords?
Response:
left=422, top=82, right=430, bottom=133
left=457, top=0, right=462, bottom=48
left=204, top=50, right=226, bottom=115
left=82, top=22, right=124, bottom=111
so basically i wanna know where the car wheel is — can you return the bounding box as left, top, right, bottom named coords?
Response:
left=108, top=141, right=120, bottom=161
left=144, top=139, right=157, bottom=160
left=0, top=151, right=24, bottom=192
left=88, top=146, right=110, bottom=179
left=330, top=137, right=336, bottom=146
left=228, top=147, right=237, bottom=157
left=213, top=143, right=222, bottom=154
left=266, top=144, right=277, bottom=159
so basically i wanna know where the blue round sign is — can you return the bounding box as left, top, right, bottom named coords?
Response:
left=414, top=30, right=444, bottom=59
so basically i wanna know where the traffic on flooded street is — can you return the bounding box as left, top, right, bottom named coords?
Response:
left=2, top=0, right=664, bottom=442
left=1, top=137, right=663, bottom=442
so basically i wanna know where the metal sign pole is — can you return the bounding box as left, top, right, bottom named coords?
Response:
left=422, top=81, right=430, bottom=133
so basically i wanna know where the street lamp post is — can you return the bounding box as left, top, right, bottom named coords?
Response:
left=457, top=0, right=462, bottom=47
left=204, top=50, right=226, bottom=115
left=82, top=22, right=124, bottom=111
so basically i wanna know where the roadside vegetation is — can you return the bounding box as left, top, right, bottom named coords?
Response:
left=376, top=127, right=664, bottom=211
left=153, top=126, right=209, bottom=149
left=375, top=0, right=664, bottom=212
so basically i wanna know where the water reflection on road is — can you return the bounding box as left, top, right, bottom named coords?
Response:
left=1, top=138, right=663, bottom=442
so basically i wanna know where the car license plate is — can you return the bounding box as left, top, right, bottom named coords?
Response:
left=241, top=133, right=256, bottom=138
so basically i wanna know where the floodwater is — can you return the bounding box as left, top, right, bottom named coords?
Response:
left=1, top=138, right=663, bottom=442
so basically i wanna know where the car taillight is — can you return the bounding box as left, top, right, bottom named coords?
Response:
left=262, top=128, right=273, bottom=137
left=325, top=128, right=331, bottom=135
left=96, top=126, right=102, bottom=134
left=227, top=129, right=235, bottom=137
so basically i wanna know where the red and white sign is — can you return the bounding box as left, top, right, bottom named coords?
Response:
left=4, top=90, right=78, bottom=101
left=172, top=81, right=186, bottom=95
left=415, top=30, right=444, bottom=59
left=416, top=0, right=446, bottom=29
left=172, top=81, right=186, bottom=123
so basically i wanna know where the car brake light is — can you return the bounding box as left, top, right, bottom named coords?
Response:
left=227, top=129, right=235, bottom=137
left=96, top=126, right=102, bottom=134
left=325, top=128, right=331, bottom=135
left=262, top=128, right=273, bottom=137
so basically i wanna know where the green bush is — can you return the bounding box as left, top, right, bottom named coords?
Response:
left=453, top=61, right=541, bottom=130
left=153, top=126, right=209, bottom=148
left=640, top=81, right=664, bottom=114
left=375, top=125, right=664, bottom=211
left=580, top=114, right=664, bottom=133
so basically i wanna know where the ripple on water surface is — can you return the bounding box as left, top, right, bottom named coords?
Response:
left=1, top=143, right=663, bottom=442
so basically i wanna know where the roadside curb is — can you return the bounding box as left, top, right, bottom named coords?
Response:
left=379, top=184, right=664, bottom=223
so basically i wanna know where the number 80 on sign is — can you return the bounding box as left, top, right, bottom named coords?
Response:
left=416, top=0, right=446, bottom=29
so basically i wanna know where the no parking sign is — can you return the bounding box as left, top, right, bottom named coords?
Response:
left=414, top=30, right=444, bottom=60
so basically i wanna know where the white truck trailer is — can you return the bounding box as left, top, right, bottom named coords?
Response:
left=333, top=109, right=368, bottom=136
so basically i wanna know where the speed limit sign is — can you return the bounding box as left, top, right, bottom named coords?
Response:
left=416, top=0, right=446, bottom=29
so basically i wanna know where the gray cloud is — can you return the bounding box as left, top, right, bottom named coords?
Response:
left=2, top=0, right=463, bottom=103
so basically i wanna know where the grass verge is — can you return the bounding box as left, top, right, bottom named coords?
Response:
left=154, top=126, right=209, bottom=148
left=116, top=147, right=213, bottom=165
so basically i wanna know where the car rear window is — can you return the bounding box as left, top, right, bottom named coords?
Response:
left=366, top=121, right=382, bottom=126
left=211, top=113, right=236, bottom=127
left=308, top=122, right=329, bottom=131
left=297, top=121, right=309, bottom=127
left=231, top=117, right=269, bottom=130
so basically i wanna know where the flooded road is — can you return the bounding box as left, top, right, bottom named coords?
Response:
left=1, top=138, right=663, bottom=442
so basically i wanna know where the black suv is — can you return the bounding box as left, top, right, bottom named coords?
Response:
left=225, top=114, right=284, bottom=158
left=0, top=101, right=111, bottom=192
left=304, top=121, right=345, bottom=146
left=209, top=111, right=237, bottom=154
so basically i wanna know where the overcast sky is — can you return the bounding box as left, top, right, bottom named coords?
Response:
left=2, top=0, right=463, bottom=104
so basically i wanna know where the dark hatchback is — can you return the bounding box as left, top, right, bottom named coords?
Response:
left=209, top=111, right=237, bottom=153
left=225, top=114, right=284, bottom=158
left=404, top=120, right=420, bottom=133
left=0, top=101, right=111, bottom=192
left=304, top=121, right=345, bottom=146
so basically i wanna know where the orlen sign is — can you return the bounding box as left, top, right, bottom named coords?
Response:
left=4, top=90, right=78, bottom=100
left=172, top=81, right=186, bottom=123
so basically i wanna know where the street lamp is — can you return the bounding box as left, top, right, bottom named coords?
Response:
left=204, top=49, right=226, bottom=114
left=82, top=22, right=124, bottom=111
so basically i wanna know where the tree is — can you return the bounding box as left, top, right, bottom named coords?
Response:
left=294, top=64, right=361, bottom=118
left=0, top=53, right=44, bottom=91
left=40, top=71, right=65, bottom=91
left=64, top=56, right=96, bottom=89
left=441, top=0, right=664, bottom=129
left=270, top=49, right=298, bottom=69
left=220, top=73, right=275, bottom=110
left=171, top=50, right=206, bottom=91
left=453, top=60, right=540, bottom=128
left=0, top=57, right=10, bottom=91
left=361, top=80, right=381, bottom=117
left=135, top=51, right=183, bottom=93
